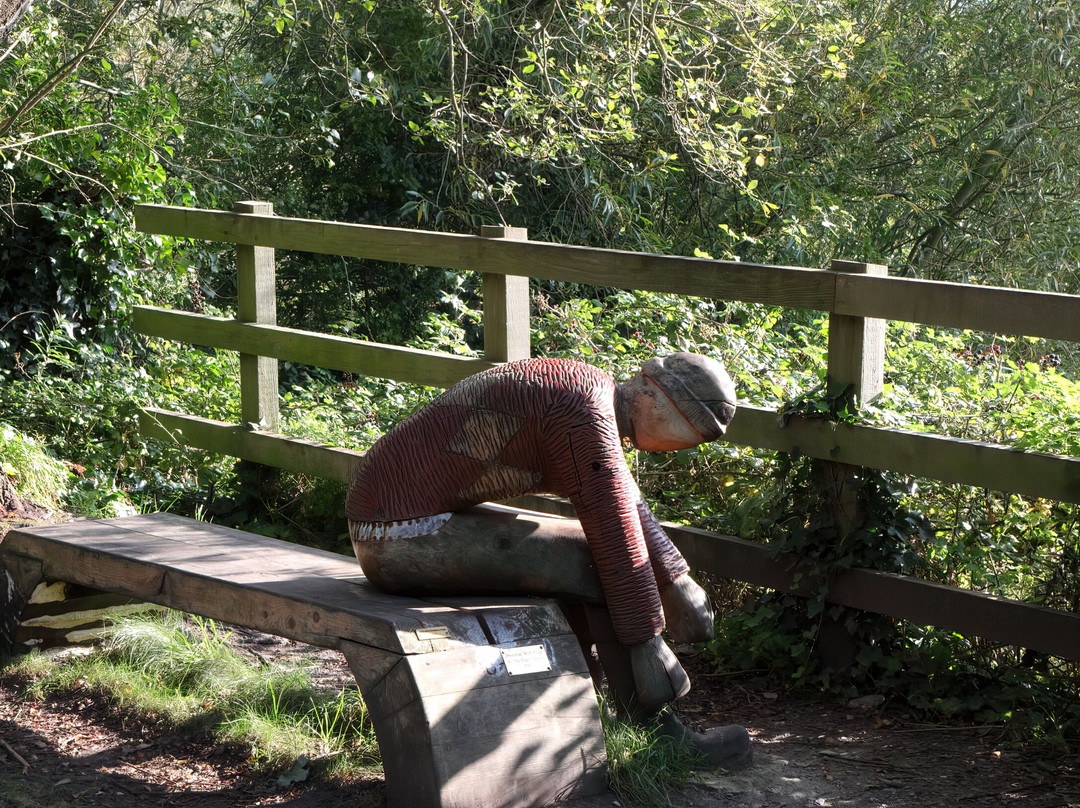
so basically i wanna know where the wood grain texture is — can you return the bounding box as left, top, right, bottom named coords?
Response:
left=139, top=407, right=362, bottom=483
left=371, top=642, right=606, bottom=808
left=667, top=524, right=1080, bottom=660
left=141, top=403, right=1080, bottom=505
left=835, top=273, right=1080, bottom=342
left=481, top=225, right=531, bottom=363
left=134, top=204, right=836, bottom=308
left=726, top=405, right=1080, bottom=503
left=827, top=260, right=887, bottom=403
left=0, top=514, right=496, bottom=654
left=136, top=204, right=1080, bottom=339
left=2, top=513, right=609, bottom=808
left=134, top=306, right=495, bottom=388
left=234, top=201, right=279, bottom=430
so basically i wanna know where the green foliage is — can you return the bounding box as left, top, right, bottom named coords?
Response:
left=0, top=2, right=193, bottom=366
left=871, top=325, right=1080, bottom=453
left=0, top=421, right=69, bottom=511
left=351, top=0, right=1080, bottom=287
left=0, top=417, right=136, bottom=518
left=705, top=454, right=933, bottom=680
left=1, top=0, right=1078, bottom=750
left=0, top=315, right=242, bottom=513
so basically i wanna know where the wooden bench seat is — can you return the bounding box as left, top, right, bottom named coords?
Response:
left=0, top=512, right=608, bottom=808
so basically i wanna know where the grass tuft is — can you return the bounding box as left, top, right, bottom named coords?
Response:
left=4, top=611, right=379, bottom=778
left=600, top=700, right=699, bottom=807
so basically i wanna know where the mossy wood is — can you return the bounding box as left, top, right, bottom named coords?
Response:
left=234, top=201, right=280, bottom=430
left=667, top=525, right=1080, bottom=661
left=480, top=225, right=531, bottom=363
left=726, top=407, right=1080, bottom=504
left=0, top=513, right=607, bottom=808
left=134, top=203, right=837, bottom=311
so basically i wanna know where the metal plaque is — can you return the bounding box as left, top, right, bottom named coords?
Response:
left=501, top=643, right=552, bottom=676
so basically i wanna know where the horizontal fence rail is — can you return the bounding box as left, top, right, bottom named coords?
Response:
left=133, top=202, right=1080, bottom=661
left=136, top=203, right=1080, bottom=341
left=134, top=306, right=496, bottom=389
left=134, top=307, right=1080, bottom=506
left=726, top=408, right=1080, bottom=505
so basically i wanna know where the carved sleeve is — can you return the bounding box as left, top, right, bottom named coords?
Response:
left=557, top=419, right=666, bottom=645
left=632, top=488, right=691, bottom=586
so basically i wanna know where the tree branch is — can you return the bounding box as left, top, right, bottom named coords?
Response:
left=0, top=0, right=33, bottom=45
left=0, top=0, right=127, bottom=141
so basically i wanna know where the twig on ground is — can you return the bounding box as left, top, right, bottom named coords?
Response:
left=0, top=737, right=30, bottom=773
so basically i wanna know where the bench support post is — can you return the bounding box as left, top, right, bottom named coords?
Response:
left=344, top=637, right=605, bottom=808
left=0, top=553, right=43, bottom=654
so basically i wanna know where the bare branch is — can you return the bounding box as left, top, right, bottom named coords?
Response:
left=0, top=0, right=127, bottom=140
left=0, top=0, right=33, bottom=45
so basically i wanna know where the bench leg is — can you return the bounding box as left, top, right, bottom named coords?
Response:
left=342, top=636, right=607, bottom=808
left=0, top=552, right=44, bottom=654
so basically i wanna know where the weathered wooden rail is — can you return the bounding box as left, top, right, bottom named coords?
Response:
left=128, top=200, right=1080, bottom=659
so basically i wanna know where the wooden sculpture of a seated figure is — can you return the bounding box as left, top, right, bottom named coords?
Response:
left=345, top=351, right=752, bottom=771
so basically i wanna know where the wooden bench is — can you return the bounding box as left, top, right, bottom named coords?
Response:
left=0, top=512, right=608, bottom=808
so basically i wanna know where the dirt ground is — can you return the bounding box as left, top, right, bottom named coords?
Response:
left=1, top=630, right=1078, bottom=808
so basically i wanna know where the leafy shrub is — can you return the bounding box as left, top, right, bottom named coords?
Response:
left=0, top=422, right=69, bottom=512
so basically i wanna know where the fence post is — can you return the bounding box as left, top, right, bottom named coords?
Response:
left=480, top=225, right=531, bottom=363
left=235, top=200, right=279, bottom=432
left=826, top=259, right=887, bottom=406
left=815, top=258, right=888, bottom=667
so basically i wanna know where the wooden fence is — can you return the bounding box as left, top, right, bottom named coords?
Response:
left=133, top=201, right=1080, bottom=661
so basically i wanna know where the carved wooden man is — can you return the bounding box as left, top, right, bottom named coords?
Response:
left=346, top=352, right=751, bottom=769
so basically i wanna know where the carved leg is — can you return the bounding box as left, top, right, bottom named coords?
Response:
left=581, top=603, right=639, bottom=717
left=557, top=601, right=605, bottom=689
left=579, top=607, right=752, bottom=772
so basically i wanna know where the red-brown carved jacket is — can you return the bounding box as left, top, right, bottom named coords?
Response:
left=346, top=358, right=689, bottom=644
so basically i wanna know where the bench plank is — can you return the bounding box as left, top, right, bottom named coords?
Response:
left=2, top=514, right=497, bottom=654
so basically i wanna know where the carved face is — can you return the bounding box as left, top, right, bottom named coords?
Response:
left=628, top=376, right=707, bottom=452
